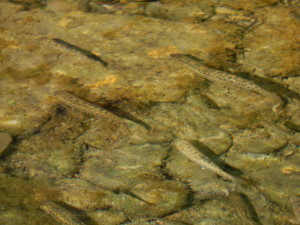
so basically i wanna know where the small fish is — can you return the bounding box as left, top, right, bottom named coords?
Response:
left=53, top=91, right=121, bottom=121
left=171, top=54, right=282, bottom=101
left=173, top=139, right=246, bottom=184
left=52, top=38, right=108, bottom=67
left=41, top=201, right=85, bottom=225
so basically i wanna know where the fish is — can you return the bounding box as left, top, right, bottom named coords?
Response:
left=51, top=38, right=108, bottom=67
left=53, top=91, right=121, bottom=121
left=41, top=201, right=85, bottom=225
left=173, top=139, right=246, bottom=184
left=170, top=54, right=282, bottom=108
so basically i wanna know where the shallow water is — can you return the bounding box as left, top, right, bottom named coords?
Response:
left=0, top=0, right=299, bottom=224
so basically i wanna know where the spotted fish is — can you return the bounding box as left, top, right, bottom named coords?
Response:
left=171, top=54, right=282, bottom=107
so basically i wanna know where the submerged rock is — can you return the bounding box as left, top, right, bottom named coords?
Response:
left=238, top=6, right=300, bottom=78
left=0, top=0, right=299, bottom=224
left=88, top=209, right=127, bottom=225
left=232, top=127, right=288, bottom=154
left=145, top=2, right=212, bottom=21
left=6, top=117, right=84, bottom=179
left=45, top=0, right=89, bottom=13
left=80, top=144, right=188, bottom=217
left=126, top=218, right=187, bottom=225
left=57, top=178, right=113, bottom=211
left=80, top=144, right=168, bottom=190
left=166, top=201, right=241, bottom=225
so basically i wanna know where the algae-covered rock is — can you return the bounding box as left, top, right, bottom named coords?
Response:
left=0, top=208, right=56, bottom=225
left=45, top=0, right=89, bottom=13
left=218, top=0, right=278, bottom=11
left=80, top=143, right=189, bottom=217
left=0, top=77, right=52, bottom=136
left=80, top=144, right=168, bottom=190
left=88, top=209, right=127, bottom=225
left=57, top=178, right=113, bottom=211
left=238, top=6, right=300, bottom=78
left=0, top=3, right=236, bottom=103
left=198, top=130, right=232, bottom=155
left=149, top=103, right=233, bottom=155
left=232, top=127, right=288, bottom=154
left=249, top=161, right=300, bottom=207
left=79, top=117, right=171, bottom=150
left=6, top=118, right=84, bottom=178
left=57, top=177, right=188, bottom=218
left=130, top=179, right=188, bottom=213
left=145, top=2, right=212, bottom=21
left=126, top=218, right=187, bottom=225
left=0, top=175, right=60, bottom=225
left=166, top=201, right=241, bottom=225
left=109, top=184, right=188, bottom=218
left=0, top=0, right=299, bottom=224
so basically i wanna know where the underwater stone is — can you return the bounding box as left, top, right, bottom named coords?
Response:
left=80, top=144, right=168, bottom=190
left=45, top=0, right=89, bottom=13
left=88, top=209, right=127, bottom=225
left=145, top=3, right=212, bottom=21
left=148, top=103, right=232, bottom=156
left=0, top=132, right=12, bottom=156
left=0, top=2, right=23, bottom=23
left=198, top=130, right=232, bottom=155
left=57, top=178, right=113, bottom=211
left=0, top=207, right=55, bottom=225
left=166, top=201, right=241, bottom=225
left=130, top=178, right=189, bottom=214
left=109, top=188, right=187, bottom=218
left=6, top=124, right=83, bottom=179
left=126, top=218, right=187, bottom=225
left=233, top=127, right=288, bottom=154
left=238, top=6, right=300, bottom=77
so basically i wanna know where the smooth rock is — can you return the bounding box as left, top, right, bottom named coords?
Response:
left=88, top=209, right=127, bottom=225
left=232, top=127, right=288, bottom=154
left=80, top=144, right=167, bottom=190
left=57, top=178, right=113, bottom=211
left=198, top=130, right=232, bottom=155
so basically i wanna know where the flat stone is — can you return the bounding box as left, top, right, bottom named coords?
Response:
left=80, top=144, right=168, bottom=190
left=232, top=127, right=288, bottom=154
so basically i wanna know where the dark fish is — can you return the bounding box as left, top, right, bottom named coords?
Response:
left=52, top=38, right=108, bottom=67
